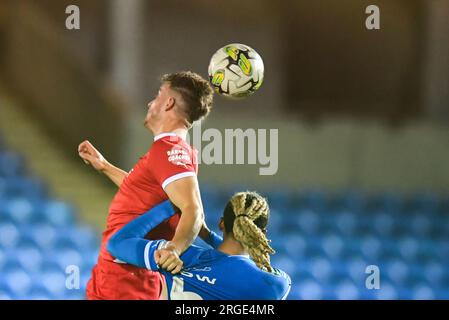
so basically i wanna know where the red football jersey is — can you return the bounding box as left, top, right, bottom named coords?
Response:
left=87, top=133, right=198, bottom=300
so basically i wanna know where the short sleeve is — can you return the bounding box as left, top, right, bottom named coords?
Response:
left=149, top=139, right=197, bottom=190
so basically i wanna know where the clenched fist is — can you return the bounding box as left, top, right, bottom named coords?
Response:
left=78, top=140, right=108, bottom=171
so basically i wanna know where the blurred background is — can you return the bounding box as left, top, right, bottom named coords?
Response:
left=0, top=0, right=448, bottom=299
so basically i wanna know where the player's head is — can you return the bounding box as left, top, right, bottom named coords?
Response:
left=220, top=191, right=275, bottom=272
left=144, top=71, right=213, bottom=132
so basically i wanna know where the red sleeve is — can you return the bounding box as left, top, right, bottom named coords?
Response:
left=148, top=139, right=197, bottom=190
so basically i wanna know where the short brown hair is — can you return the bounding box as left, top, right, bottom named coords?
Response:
left=161, top=71, right=214, bottom=125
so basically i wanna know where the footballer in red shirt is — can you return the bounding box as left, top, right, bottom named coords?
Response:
left=78, top=72, right=213, bottom=299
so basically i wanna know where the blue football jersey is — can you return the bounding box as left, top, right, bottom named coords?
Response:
left=108, top=200, right=291, bottom=300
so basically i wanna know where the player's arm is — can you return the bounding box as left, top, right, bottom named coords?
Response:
left=106, top=200, right=179, bottom=271
left=198, top=223, right=223, bottom=249
left=78, top=140, right=127, bottom=187
left=162, top=176, right=204, bottom=256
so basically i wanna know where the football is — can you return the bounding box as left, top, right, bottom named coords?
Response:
left=208, top=43, right=264, bottom=99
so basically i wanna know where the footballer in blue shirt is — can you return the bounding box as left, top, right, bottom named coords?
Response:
left=107, top=191, right=291, bottom=300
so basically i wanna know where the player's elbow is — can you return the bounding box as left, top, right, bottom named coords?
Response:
left=179, top=203, right=203, bottom=219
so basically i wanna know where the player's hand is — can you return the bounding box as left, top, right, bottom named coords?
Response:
left=155, top=242, right=183, bottom=274
left=78, top=140, right=108, bottom=171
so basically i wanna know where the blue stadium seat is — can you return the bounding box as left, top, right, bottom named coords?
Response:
left=62, top=226, right=99, bottom=251
left=333, top=211, right=359, bottom=236
left=28, top=223, right=58, bottom=251
left=371, top=282, right=399, bottom=300
left=410, top=284, right=436, bottom=300
left=42, top=200, right=76, bottom=227
left=4, top=269, right=32, bottom=298
left=334, top=279, right=360, bottom=300
left=4, top=198, right=35, bottom=225
left=0, top=222, right=20, bottom=249
left=384, top=258, right=410, bottom=286
left=296, top=209, right=320, bottom=234
left=51, top=248, right=84, bottom=271
left=15, top=245, right=44, bottom=272
left=292, top=278, right=324, bottom=300
left=308, top=256, right=333, bottom=282
left=345, top=256, right=370, bottom=284
left=39, top=259, right=64, bottom=273
left=38, top=267, right=68, bottom=296
left=271, top=254, right=297, bottom=276
left=1, top=255, right=22, bottom=273
left=408, top=214, right=432, bottom=236
left=3, top=177, right=47, bottom=199
left=422, top=262, right=445, bottom=287
left=320, top=233, right=345, bottom=259
left=272, top=234, right=307, bottom=258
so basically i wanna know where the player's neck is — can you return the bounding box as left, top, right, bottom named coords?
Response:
left=217, top=238, right=248, bottom=256
left=153, top=126, right=188, bottom=141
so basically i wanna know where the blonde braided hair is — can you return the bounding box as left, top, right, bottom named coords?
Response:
left=230, top=191, right=275, bottom=273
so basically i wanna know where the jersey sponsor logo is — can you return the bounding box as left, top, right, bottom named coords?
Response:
left=187, top=267, right=212, bottom=272
left=167, top=147, right=191, bottom=167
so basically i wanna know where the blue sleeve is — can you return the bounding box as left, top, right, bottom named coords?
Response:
left=107, top=200, right=176, bottom=270
left=202, top=230, right=223, bottom=249
left=274, top=269, right=292, bottom=300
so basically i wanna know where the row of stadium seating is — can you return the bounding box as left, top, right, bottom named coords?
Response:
left=0, top=141, right=98, bottom=299
left=0, top=141, right=448, bottom=299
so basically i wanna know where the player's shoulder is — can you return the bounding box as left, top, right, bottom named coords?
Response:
left=152, top=134, right=192, bottom=149
left=266, top=268, right=292, bottom=299
left=251, top=267, right=291, bottom=300
left=224, top=257, right=291, bottom=299
left=150, top=135, right=194, bottom=157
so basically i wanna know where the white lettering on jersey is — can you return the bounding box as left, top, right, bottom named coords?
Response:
left=180, top=271, right=217, bottom=285
left=167, top=147, right=191, bottom=166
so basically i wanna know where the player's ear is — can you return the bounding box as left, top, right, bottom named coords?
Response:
left=218, top=217, right=225, bottom=232
left=164, top=97, right=176, bottom=111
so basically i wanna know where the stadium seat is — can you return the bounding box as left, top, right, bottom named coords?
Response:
left=4, top=269, right=32, bottom=297
left=334, top=279, right=360, bottom=300
left=0, top=222, right=20, bottom=249
left=28, top=223, right=58, bottom=251
left=38, top=267, right=69, bottom=296
left=15, top=245, right=43, bottom=272
left=372, top=282, right=399, bottom=300
left=4, top=197, right=35, bottom=225
left=42, top=200, right=76, bottom=227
